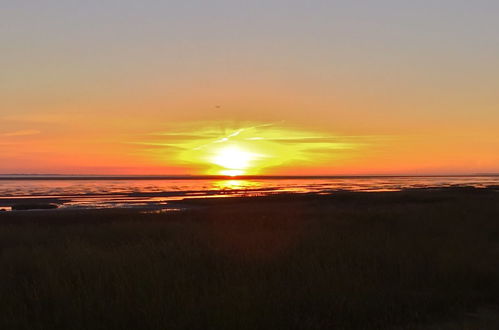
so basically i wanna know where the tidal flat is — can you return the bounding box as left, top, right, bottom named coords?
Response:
left=1, top=188, right=499, bottom=329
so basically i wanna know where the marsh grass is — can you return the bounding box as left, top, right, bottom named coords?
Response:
left=1, top=189, right=499, bottom=329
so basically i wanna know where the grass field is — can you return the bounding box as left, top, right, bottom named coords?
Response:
left=1, top=188, right=499, bottom=329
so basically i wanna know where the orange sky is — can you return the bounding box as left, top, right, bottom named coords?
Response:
left=1, top=1, right=498, bottom=175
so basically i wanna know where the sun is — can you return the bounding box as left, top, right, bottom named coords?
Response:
left=157, top=122, right=359, bottom=176
left=211, top=146, right=259, bottom=176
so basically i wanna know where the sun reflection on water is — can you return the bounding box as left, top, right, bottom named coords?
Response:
left=212, top=180, right=262, bottom=191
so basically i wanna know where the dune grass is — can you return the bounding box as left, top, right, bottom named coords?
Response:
left=1, top=189, right=499, bottom=329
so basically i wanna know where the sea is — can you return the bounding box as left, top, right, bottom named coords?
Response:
left=0, top=175, right=498, bottom=210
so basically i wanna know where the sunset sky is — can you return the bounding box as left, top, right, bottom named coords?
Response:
left=1, top=1, right=498, bottom=175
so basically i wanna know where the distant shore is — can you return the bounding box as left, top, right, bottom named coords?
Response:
left=1, top=174, right=498, bottom=180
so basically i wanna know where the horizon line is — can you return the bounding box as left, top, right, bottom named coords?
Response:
left=0, top=173, right=498, bottom=180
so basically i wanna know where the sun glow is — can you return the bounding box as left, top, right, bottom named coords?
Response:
left=211, top=146, right=260, bottom=176
left=141, top=122, right=362, bottom=176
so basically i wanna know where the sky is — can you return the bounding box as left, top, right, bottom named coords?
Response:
left=1, top=0, right=498, bottom=175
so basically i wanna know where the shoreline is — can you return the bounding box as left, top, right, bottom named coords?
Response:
left=0, top=185, right=498, bottom=213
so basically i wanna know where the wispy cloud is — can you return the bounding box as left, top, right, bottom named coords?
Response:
left=2, top=129, right=41, bottom=137
left=135, top=121, right=372, bottom=175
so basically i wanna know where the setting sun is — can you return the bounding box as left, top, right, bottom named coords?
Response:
left=140, top=122, right=361, bottom=176
left=211, top=146, right=260, bottom=176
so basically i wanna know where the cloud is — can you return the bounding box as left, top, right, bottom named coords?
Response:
left=135, top=121, right=372, bottom=175
left=2, top=129, right=41, bottom=137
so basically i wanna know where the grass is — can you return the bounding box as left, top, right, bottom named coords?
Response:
left=1, top=188, right=499, bottom=329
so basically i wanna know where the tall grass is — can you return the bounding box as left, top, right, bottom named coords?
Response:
left=1, top=189, right=498, bottom=329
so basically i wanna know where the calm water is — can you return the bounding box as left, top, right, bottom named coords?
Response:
left=0, top=176, right=498, bottom=210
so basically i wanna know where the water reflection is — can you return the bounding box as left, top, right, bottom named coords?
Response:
left=212, top=180, right=262, bottom=191
left=0, top=176, right=498, bottom=210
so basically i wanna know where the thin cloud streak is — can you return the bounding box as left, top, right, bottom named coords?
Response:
left=2, top=129, right=41, bottom=137
left=135, top=121, right=372, bottom=175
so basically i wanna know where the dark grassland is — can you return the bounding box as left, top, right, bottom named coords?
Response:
left=1, top=188, right=499, bottom=329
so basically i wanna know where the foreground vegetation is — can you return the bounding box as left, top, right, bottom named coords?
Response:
left=1, top=188, right=499, bottom=329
